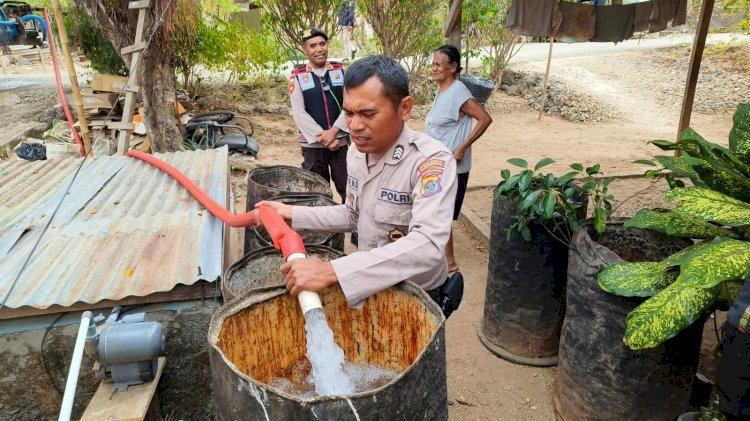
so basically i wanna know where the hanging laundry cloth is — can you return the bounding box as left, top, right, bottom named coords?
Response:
left=557, top=2, right=597, bottom=42
left=649, top=0, right=673, bottom=33
left=591, top=4, right=636, bottom=43
left=673, top=0, right=688, bottom=26
left=506, top=0, right=558, bottom=37
left=633, top=1, right=653, bottom=32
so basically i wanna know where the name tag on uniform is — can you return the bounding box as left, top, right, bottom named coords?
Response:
left=297, top=73, right=316, bottom=91
left=329, top=69, right=344, bottom=86
left=347, top=175, right=359, bottom=191
left=378, top=188, right=412, bottom=204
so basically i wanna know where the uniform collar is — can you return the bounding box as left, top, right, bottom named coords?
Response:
left=351, top=124, right=412, bottom=165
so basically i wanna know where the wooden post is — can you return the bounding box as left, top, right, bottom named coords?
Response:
left=116, top=1, right=149, bottom=155
left=444, top=0, right=463, bottom=48
left=50, top=0, right=91, bottom=155
left=675, top=0, right=714, bottom=156
left=538, top=37, right=554, bottom=120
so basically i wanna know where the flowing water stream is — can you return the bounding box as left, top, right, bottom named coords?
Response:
left=270, top=308, right=399, bottom=398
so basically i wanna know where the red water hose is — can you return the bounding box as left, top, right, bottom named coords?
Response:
left=128, top=150, right=256, bottom=227
left=127, top=151, right=308, bottom=260
left=40, top=8, right=85, bottom=157
left=258, top=206, right=306, bottom=259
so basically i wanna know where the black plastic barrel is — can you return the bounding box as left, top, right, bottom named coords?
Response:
left=222, top=245, right=344, bottom=302
left=555, top=222, right=701, bottom=421
left=208, top=282, right=448, bottom=420
left=478, top=192, right=573, bottom=366
left=245, top=166, right=333, bottom=254
left=245, top=194, right=344, bottom=254
left=460, top=73, right=495, bottom=106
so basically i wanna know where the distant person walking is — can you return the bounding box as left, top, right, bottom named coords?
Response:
left=288, top=28, right=349, bottom=202
left=425, top=45, right=492, bottom=273
left=338, top=0, right=357, bottom=60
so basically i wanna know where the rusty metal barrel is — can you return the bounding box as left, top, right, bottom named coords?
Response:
left=222, top=245, right=344, bottom=302
left=245, top=194, right=344, bottom=254
left=208, top=282, right=448, bottom=420
left=245, top=165, right=333, bottom=254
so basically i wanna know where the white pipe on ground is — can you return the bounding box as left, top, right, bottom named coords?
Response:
left=58, top=311, right=93, bottom=421
left=287, top=252, right=323, bottom=314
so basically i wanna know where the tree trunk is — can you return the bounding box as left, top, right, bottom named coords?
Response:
left=141, top=49, right=183, bottom=152
left=72, top=0, right=182, bottom=152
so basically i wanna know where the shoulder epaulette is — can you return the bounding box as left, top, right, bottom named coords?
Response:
left=292, top=64, right=308, bottom=75
left=329, top=61, right=345, bottom=70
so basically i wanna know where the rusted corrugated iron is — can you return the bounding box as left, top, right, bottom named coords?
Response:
left=0, top=147, right=227, bottom=310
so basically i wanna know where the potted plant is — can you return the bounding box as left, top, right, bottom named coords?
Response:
left=556, top=104, right=750, bottom=420
left=478, top=157, right=613, bottom=366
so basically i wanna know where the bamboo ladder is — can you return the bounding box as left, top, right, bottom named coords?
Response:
left=115, top=0, right=149, bottom=155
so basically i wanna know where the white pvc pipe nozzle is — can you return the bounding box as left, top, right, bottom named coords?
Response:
left=287, top=252, right=323, bottom=314
left=59, top=311, right=93, bottom=421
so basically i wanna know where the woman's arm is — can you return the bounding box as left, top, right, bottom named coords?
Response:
left=455, top=98, right=492, bottom=160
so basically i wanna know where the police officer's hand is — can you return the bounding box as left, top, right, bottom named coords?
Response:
left=326, top=141, right=341, bottom=152
left=316, top=127, right=340, bottom=148
left=281, top=258, right=338, bottom=296
left=254, top=201, right=293, bottom=224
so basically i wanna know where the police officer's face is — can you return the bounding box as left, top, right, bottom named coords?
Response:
left=343, top=76, right=414, bottom=155
left=302, top=36, right=328, bottom=68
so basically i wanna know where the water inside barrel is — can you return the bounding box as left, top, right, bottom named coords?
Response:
left=270, top=358, right=399, bottom=398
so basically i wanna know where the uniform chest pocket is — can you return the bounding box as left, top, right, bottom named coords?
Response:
left=373, top=202, right=412, bottom=228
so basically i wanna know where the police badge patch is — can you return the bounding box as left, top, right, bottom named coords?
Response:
left=330, top=69, right=344, bottom=86
left=417, top=159, right=445, bottom=198
left=298, top=73, right=316, bottom=91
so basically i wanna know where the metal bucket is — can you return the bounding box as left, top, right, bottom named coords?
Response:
left=208, top=282, right=448, bottom=420
left=245, top=194, right=344, bottom=254
left=222, top=245, right=344, bottom=302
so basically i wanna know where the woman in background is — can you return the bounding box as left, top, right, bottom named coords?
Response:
left=425, top=44, right=493, bottom=273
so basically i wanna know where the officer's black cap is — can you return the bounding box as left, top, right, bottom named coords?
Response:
left=301, top=28, right=328, bottom=43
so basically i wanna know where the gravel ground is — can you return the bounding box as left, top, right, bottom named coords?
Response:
left=500, top=68, right=620, bottom=123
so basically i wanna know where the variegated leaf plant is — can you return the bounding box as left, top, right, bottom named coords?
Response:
left=598, top=103, right=750, bottom=350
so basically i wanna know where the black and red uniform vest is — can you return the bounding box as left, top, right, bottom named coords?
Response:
left=292, top=62, right=345, bottom=131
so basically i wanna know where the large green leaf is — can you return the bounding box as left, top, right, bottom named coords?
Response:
left=729, top=103, right=750, bottom=162
left=678, top=238, right=750, bottom=288
left=598, top=262, right=677, bottom=297
left=624, top=208, right=735, bottom=239
left=624, top=281, right=719, bottom=350
left=692, top=161, right=750, bottom=202
left=654, top=155, right=703, bottom=185
left=677, top=128, right=718, bottom=160
left=666, top=188, right=750, bottom=226
left=661, top=240, right=718, bottom=267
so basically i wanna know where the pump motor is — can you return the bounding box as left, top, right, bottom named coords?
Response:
left=85, top=312, right=165, bottom=392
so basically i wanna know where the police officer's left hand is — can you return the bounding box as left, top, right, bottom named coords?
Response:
left=316, top=127, right=340, bottom=148
left=281, top=257, right=338, bottom=297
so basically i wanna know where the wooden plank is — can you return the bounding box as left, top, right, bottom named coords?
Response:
left=108, top=121, right=135, bottom=130
left=0, top=282, right=213, bottom=320
left=675, top=0, right=714, bottom=156
left=443, top=0, right=463, bottom=38
left=81, top=357, right=165, bottom=421
left=92, top=74, right=130, bottom=93
left=128, top=0, right=151, bottom=9
left=121, top=41, right=147, bottom=56
left=117, top=7, right=148, bottom=154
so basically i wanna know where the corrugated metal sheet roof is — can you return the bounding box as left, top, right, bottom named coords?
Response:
left=0, top=147, right=227, bottom=310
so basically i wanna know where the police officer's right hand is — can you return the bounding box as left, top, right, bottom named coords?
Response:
left=254, top=201, right=293, bottom=224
